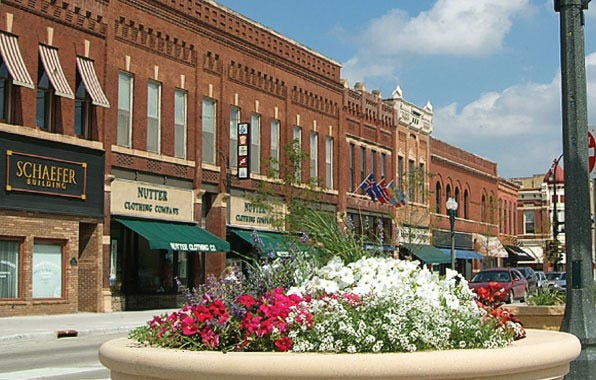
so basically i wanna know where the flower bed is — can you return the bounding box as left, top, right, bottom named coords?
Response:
left=100, top=329, right=581, bottom=380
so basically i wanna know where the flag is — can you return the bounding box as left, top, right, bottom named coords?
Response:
left=371, top=178, right=387, bottom=204
left=387, top=180, right=407, bottom=207
left=378, top=177, right=393, bottom=204
left=358, top=173, right=377, bottom=201
left=384, top=179, right=399, bottom=206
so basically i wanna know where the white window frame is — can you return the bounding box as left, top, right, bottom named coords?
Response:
left=117, top=72, right=133, bottom=147
left=325, top=137, right=334, bottom=189
left=229, top=106, right=240, bottom=168
left=174, top=89, right=187, bottom=159
left=270, top=119, right=280, bottom=177
left=202, top=98, right=217, bottom=164
left=250, top=113, right=261, bottom=174
left=147, top=80, right=161, bottom=153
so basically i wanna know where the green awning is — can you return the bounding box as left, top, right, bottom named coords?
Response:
left=228, top=228, right=296, bottom=257
left=401, top=243, right=451, bottom=264
left=115, top=217, right=229, bottom=252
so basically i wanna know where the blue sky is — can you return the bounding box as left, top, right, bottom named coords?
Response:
left=214, top=0, right=596, bottom=179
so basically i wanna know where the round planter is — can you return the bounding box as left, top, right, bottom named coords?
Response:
left=507, top=305, right=565, bottom=331
left=100, top=329, right=580, bottom=380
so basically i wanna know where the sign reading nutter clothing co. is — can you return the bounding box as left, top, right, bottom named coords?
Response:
left=0, top=131, right=104, bottom=217
left=6, top=151, right=87, bottom=199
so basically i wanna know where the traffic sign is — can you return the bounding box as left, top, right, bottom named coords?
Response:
left=590, top=130, right=596, bottom=177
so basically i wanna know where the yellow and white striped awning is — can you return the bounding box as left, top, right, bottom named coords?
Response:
left=39, top=44, right=74, bottom=98
left=76, top=56, right=110, bottom=108
left=0, top=32, right=34, bottom=88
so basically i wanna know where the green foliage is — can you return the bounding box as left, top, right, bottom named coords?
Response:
left=526, top=288, right=566, bottom=306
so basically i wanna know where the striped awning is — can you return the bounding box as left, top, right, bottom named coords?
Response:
left=0, top=32, right=34, bottom=88
left=39, top=44, right=74, bottom=98
left=76, top=56, right=110, bottom=108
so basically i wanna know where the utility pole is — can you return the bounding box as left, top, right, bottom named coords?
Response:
left=555, top=1, right=596, bottom=378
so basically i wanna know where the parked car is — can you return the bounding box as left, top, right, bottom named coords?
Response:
left=546, top=271, right=567, bottom=291
left=515, top=267, right=538, bottom=294
left=468, top=268, right=528, bottom=304
left=535, top=271, right=549, bottom=290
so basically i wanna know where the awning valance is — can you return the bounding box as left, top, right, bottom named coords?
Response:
left=401, top=243, right=451, bottom=264
left=39, top=44, right=74, bottom=98
left=76, top=56, right=110, bottom=108
left=439, top=248, right=483, bottom=260
left=505, top=245, right=535, bottom=262
left=0, top=32, right=34, bottom=88
left=115, top=217, right=229, bottom=252
left=228, top=227, right=297, bottom=258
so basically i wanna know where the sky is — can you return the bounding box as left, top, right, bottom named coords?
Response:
left=214, top=0, right=596, bottom=179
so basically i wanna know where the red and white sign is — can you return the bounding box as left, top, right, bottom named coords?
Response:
left=590, top=130, right=596, bottom=177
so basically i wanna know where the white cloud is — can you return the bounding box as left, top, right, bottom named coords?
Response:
left=432, top=52, right=596, bottom=178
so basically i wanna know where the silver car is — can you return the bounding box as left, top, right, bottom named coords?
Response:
left=535, top=271, right=549, bottom=290
left=546, top=271, right=567, bottom=291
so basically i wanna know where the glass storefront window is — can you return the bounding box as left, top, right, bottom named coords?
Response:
left=32, top=243, right=63, bottom=299
left=0, top=240, right=20, bottom=299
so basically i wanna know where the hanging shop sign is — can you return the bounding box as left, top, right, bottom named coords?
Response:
left=237, top=122, right=250, bottom=179
left=111, top=178, right=194, bottom=222
left=6, top=150, right=87, bottom=199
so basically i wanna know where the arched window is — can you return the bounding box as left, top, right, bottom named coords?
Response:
left=454, top=188, right=460, bottom=217
left=464, top=190, right=469, bottom=219
left=481, top=194, right=487, bottom=223
left=435, top=182, right=442, bottom=213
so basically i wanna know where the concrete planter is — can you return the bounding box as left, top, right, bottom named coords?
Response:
left=99, top=329, right=580, bottom=380
left=507, top=305, right=565, bottom=330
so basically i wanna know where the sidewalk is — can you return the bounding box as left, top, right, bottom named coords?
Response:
left=0, top=309, right=175, bottom=343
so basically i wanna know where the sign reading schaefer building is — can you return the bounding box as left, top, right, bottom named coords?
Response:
left=111, top=178, right=194, bottom=222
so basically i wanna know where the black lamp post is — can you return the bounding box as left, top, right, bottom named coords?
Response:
left=555, top=1, right=596, bottom=377
left=446, top=197, right=458, bottom=271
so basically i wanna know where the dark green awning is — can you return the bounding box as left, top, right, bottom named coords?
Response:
left=228, top=228, right=297, bottom=257
left=115, top=217, right=229, bottom=252
left=401, top=243, right=452, bottom=264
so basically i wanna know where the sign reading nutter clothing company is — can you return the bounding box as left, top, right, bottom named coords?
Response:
left=6, top=151, right=87, bottom=199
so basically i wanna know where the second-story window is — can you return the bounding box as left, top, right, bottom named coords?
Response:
left=36, top=70, right=54, bottom=131
left=524, top=210, right=535, bottom=234
left=174, top=89, right=187, bottom=159
left=117, top=71, right=133, bottom=147
left=74, top=74, right=91, bottom=139
left=250, top=113, right=261, bottom=174
left=229, top=106, right=240, bottom=168
left=0, top=62, right=11, bottom=123
left=0, top=32, right=35, bottom=123
left=310, top=131, right=318, bottom=184
left=349, top=143, right=355, bottom=192
left=270, top=119, right=280, bottom=177
left=147, top=81, right=161, bottom=153
left=37, top=45, right=74, bottom=133
left=202, top=98, right=217, bottom=164
left=293, top=126, right=302, bottom=182
left=325, top=137, right=334, bottom=189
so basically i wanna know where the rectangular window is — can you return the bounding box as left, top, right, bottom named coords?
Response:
left=250, top=114, right=261, bottom=174
left=381, top=153, right=387, bottom=178
left=349, top=143, right=355, bottom=192
left=419, top=162, right=425, bottom=203
left=0, top=240, right=20, bottom=299
left=325, top=137, right=334, bottom=189
left=408, top=159, right=415, bottom=202
left=0, top=62, right=12, bottom=123
left=174, top=89, right=187, bottom=159
left=371, top=151, right=377, bottom=178
left=270, top=119, right=280, bottom=177
left=36, top=71, right=53, bottom=131
left=147, top=81, right=161, bottom=153
left=360, top=146, right=366, bottom=182
left=229, top=106, right=240, bottom=168
left=293, top=126, right=302, bottom=182
left=74, top=74, right=91, bottom=139
left=117, top=72, right=133, bottom=147
left=310, top=132, right=318, bottom=183
left=398, top=156, right=404, bottom=190
left=524, top=211, right=535, bottom=234
left=202, top=98, right=217, bottom=164
left=32, top=243, right=63, bottom=299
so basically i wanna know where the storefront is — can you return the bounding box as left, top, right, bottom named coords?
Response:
left=0, top=129, right=105, bottom=316
left=109, top=178, right=229, bottom=310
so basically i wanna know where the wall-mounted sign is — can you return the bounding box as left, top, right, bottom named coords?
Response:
left=229, top=196, right=286, bottom=230
left=111, top=178, right=194, bottom=222
left=237, top=122, right=250, bottom=179
left=6, top=150, right=87, bottom=199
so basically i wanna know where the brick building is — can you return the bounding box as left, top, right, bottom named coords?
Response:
left=429, top=138, right=510, bottom=278
left=1, top=0, right=514, bottom=315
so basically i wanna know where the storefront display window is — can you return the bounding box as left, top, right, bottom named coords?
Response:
left=32, top=243, right=63, bottom=299
left=0, top=240, right=20, bottom=299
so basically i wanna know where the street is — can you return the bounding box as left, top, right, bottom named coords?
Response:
left=0, top=332, right=124, bottom=380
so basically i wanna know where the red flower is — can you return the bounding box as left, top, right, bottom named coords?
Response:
left=236, top=294, right=257, bottom=308
left=274, top=335, right=293, bottom=351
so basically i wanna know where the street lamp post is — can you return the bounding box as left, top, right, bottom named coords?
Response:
left=555, top=1, right=596, bottom=377
left=446, top=197, right=458, bottom=271
left=550, top=154, right=563, bottom=271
